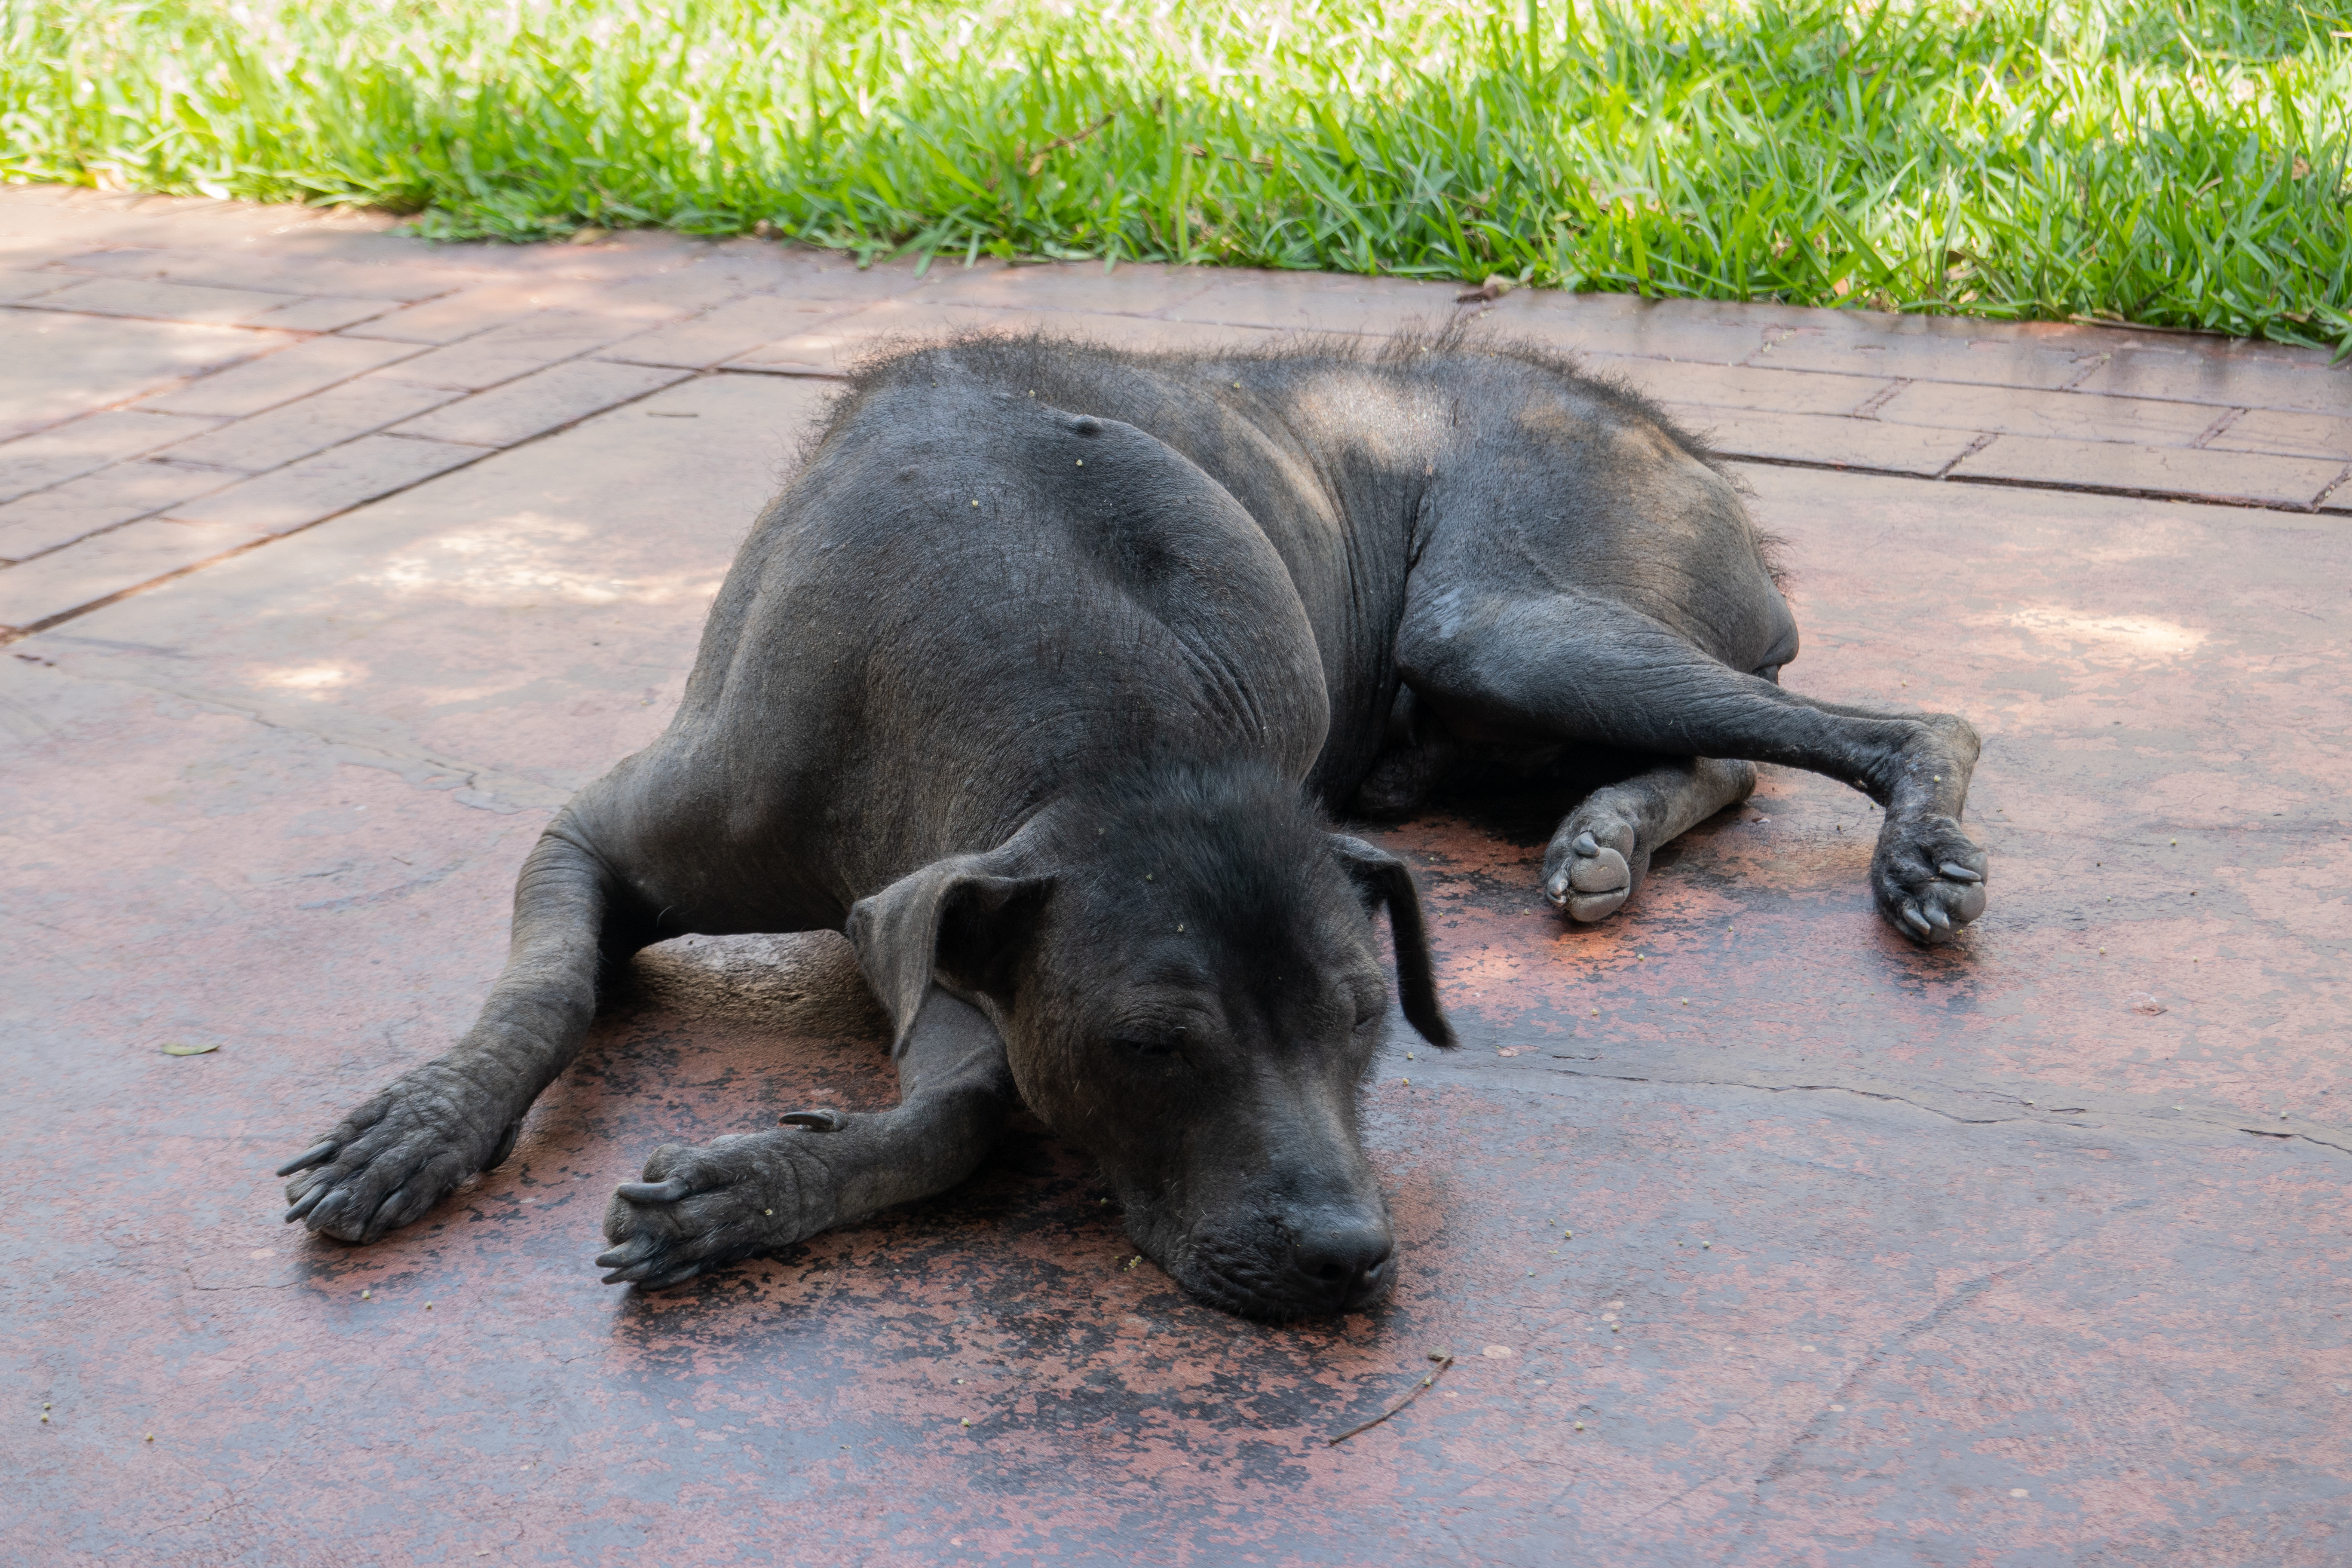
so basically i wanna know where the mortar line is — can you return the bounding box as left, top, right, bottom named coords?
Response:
left=2312, top=464, right=2352, bottom=513
left=2191, top=407, right=2249, bottom=448
left=1933, top=431, right=1998, bottom=479
left=2056, top=350, right=2112, bottom=391
left=1723, top=450, right=2343, bottom=514
left=1848, top=377, right=1911, bottom=419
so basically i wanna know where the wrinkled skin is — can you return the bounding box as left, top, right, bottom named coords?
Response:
left=278, top=330, right=1987, bottom=1320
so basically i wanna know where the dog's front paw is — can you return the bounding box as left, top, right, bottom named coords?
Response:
left=1873, top=814, right=1988, bottom=943
left=279, top=1065, right=519, bottom=1243
left=595, top=1122, right=846, bottom=1290
left=1544, top=814, right=1646, bottom=923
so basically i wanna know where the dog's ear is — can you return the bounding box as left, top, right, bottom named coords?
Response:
left=846, top=845, right=1054, bottom=1056
left=1329, top=834, right=1456, bottom=1050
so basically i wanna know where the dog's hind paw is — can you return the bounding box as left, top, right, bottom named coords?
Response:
left=1544, top=818, right=1642, bottom=924
left=1872, top=813, right=1988, bottom=944
left=596, top=1125, right=845, bottom=1289
left=278, top=1065, right=519, bottom=1243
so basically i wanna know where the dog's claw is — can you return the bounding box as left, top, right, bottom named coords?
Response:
left=1901, top=903, right=1934, bottom=936
left=282, top=1185, right=328, bottom=1223
left=1926, top=905, right=1953, bottom=931
left=1938, top=862, right=1982, bottom=883
left=595, top=1235, right=659, bottom=1274
left=370, top=1183, right=430, bottom=1240
left=615, top=1177, right=692, bottom=1204
left=600, top=1227, right=701, bottom=1287
left=779, top=1109, right=844, bottom=1130
left=276, top=1141, right=338, bottom=1177
left=1571, top=831, right=1599, bottom=857
left=306, top=1188, right=359, bottom=1235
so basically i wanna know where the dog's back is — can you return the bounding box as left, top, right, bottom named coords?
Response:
left=568, top=363, right=1332, bottom=932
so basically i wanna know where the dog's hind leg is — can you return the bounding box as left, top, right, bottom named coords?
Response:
left=1398, top=587, right=1987, bottom=943
left=1543, top=756, right=1757, bottom=922
left=594, top=987, right=1016, bottom=1290
left=278, top=820, right=648, bottom=1242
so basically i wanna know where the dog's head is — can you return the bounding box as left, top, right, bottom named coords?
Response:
left=848, top=761, right=1453, bottom=1320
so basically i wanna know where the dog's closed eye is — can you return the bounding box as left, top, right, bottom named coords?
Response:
left=1108, top=1028, right=1185, bottom=1058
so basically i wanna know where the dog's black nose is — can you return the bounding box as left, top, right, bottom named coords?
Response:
left=1292, top=1221, right=1395, bottom=1311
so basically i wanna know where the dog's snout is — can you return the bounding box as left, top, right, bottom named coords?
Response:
left=1291, top=1219, right=1395, bottom=1311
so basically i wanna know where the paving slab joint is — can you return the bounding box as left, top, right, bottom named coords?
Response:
left=1942, top=467, right=2337, bottom=513
left=2312, top=466, right=2352, bottom=513
left=2189, top=407, right=2249, bottom=449
left=713, top=364, right=851, bottom=383
left=1849, top=378, right=1911, bottom=420
left=1934, top=432, right=2000, bottom=480
left=2056, top=350, right=2113, bottom=391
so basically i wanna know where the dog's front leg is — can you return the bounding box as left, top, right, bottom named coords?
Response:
left=279, top=825, right=637, bottom=1241
left=595, top=987, right=1016, bottom=1289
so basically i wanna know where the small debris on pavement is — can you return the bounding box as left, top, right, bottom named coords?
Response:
left=1328, top=1352, right=1455, bottom=1446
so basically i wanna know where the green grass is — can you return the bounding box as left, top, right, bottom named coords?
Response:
left=5, top=0, right=2351, bottom=351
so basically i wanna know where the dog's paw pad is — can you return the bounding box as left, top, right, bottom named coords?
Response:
left=1545, top=826, right=1637, bottom=923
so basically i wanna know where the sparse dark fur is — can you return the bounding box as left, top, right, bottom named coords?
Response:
left=276, top=325, right=1984, bottom=1321
left=1066, top=760, right=1345, bottom=971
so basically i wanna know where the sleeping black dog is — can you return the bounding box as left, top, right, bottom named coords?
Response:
left=278, top=330, right=1986, bottom=1320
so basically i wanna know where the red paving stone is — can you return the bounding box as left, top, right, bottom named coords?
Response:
left=137, top=333, right=428, bottom=419
left=1873, top=380, right=2226, bottom=446
left=2210, top=407, right=2352, bottom=462
left=159, top=432, right=487, bottom=539
left=1583, top=355, right=1892, bottom=416
left=386, top=360, right=689, bottom=448
left=1657, top=404, right=1983, bottom=477
left=159, top=377, right=464, bottom=474
left=0, top=411, right=226, bottom=506
left=0, top=311, right=291, bottom=444
left=1746, top=325, right=2098, bottom=391
left=0, top=459, right=242, bottom=562
left=601, top=294, right=867, bottom=370
left=2077, top=347, right=2352, bottom=416
left=1949, top=432, right=2349, bottom=508
left=16, top=273, right=317, bottom=327
left=5, top=189, right=2352, bottom=1565
left=0, top=514, right=264, bottom=626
